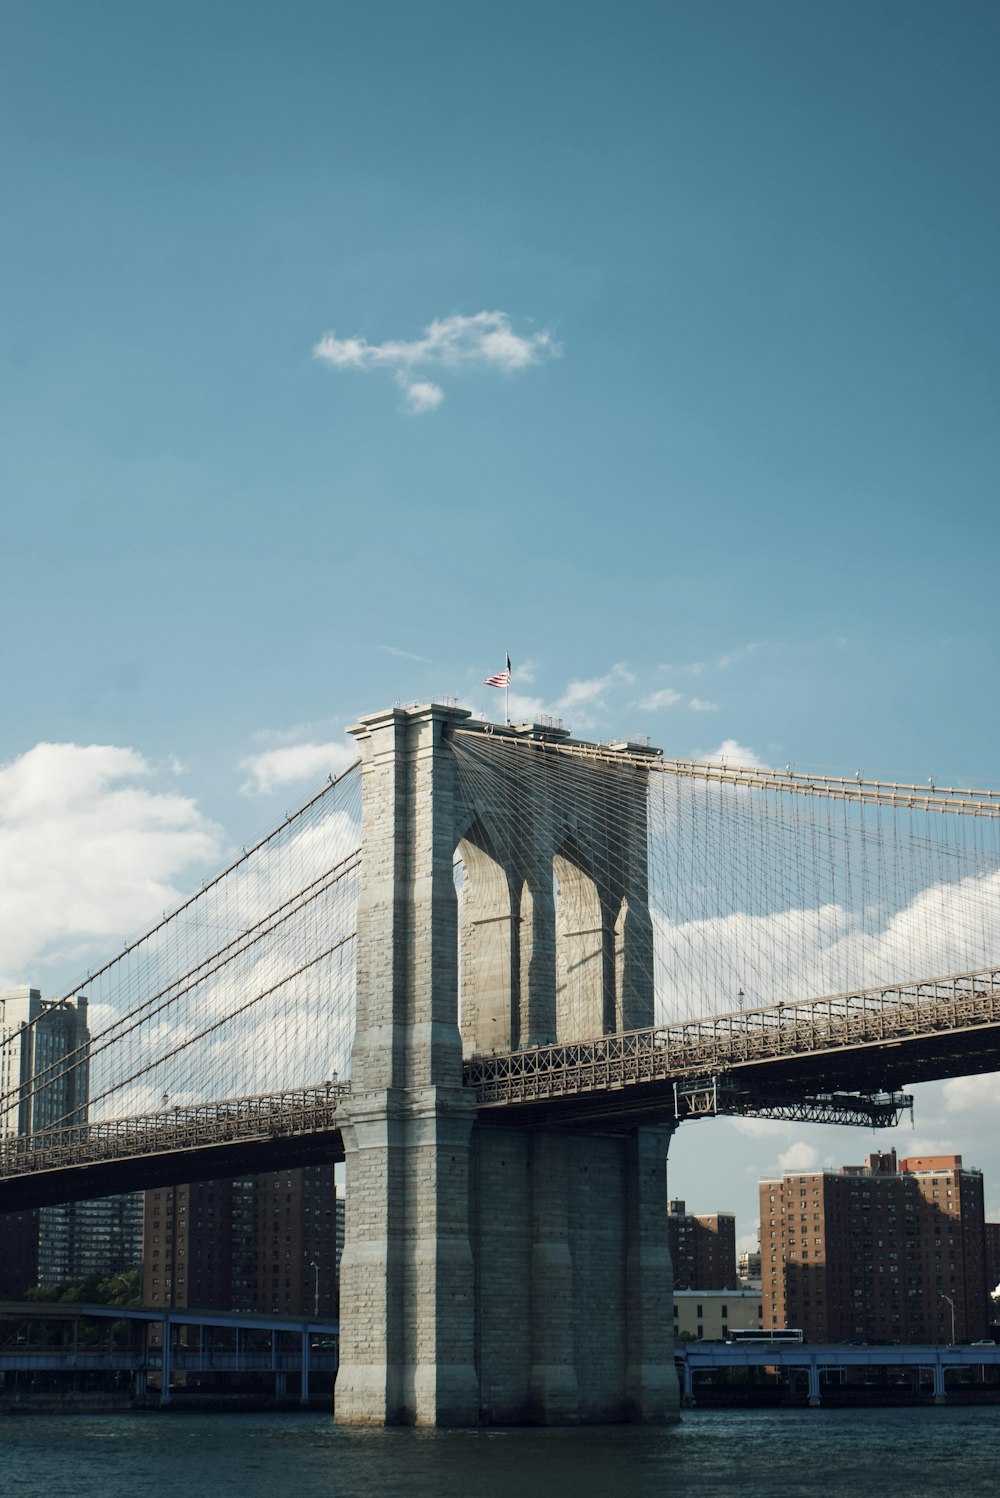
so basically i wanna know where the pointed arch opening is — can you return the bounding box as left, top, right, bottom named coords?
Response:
left=455, top=818, right=516, bottom=1057
left=553, top=836, right=610, bottom=1042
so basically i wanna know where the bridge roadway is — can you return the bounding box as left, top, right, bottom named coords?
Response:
left=1, top=967, right=998, bottom=1212
left=674, top=1340, right=1000, bottom=1406
left=0, top=1302, right=340, bottom=1407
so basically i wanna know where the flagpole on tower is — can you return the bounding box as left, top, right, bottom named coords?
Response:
left=482, top=653, right=513, bottom=724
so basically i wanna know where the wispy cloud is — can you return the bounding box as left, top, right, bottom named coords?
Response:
left=638, top=687, right=683, bottom=711
left=314, top=310, right=559, bottom=413
left=479, top=663, right=635, bottom=732
left=380, top=644, right=431, bottom=664
left=637, top=688, right=719, bottom=713
left=239, top=741, right=358, bottom=796
left=718, top=642, right=761, bottom=670
left=559, top=663, right=635, bottom=709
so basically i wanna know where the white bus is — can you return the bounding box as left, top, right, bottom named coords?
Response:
left=725, top=1328, right=804, bottom=1344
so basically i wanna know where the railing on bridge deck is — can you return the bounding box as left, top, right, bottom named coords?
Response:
left=0, top=1084, right=348, bottom=1182
left=4, top=965, right=1000, bottom=1188
left=464, top=967, right=1000, bottom=1114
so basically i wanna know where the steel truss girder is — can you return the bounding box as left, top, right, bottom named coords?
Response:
left=464, top=968, right=1000, bottom=1109
left=0, top=1084, right=348, bottom=1181
left=671, top=1074, right=912, bottom=1127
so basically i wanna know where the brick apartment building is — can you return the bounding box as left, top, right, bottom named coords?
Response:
left=760, top=1150, right=988, bottom=1344
left=142, top=1164, right=341, bottom=1316
left=0, top=1210, right=39, bottom=1298
left=985, top=1222, right=1000, bottom=1300
left=667, top=1199, right=738, bottom=1290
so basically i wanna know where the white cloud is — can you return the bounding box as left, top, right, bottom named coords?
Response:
left=689, top=698, right=720, bottom=712
left=239, top=740, right=358, bottom=797
left=654, top=864, right=1000, bottom=1026
left=777, top=1141, right=820, bottom=1172
left=729, top=1117, right=795, bottom=1140
left=314, top=310, right=558, bottom=412
left=942, top=1075, right=1000, bottom=1117
left=504, top=690, right=546, bottom=722
left=559, top=663, right=635, bottom=710
left=485, top=663, right=635, bottom=732
left=638, top=687, right=683, bottom=711
left=0, top=743, right=223, bottom=990
left=702, top=737, right=767, bottom=768
left=398, top=376, right=444, bottom=414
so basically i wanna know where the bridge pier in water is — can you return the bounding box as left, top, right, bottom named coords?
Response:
left=334, top=703, right=679, bottom=1426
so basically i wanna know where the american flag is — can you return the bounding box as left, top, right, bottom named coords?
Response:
left=484, top=655, right=512, bottom=688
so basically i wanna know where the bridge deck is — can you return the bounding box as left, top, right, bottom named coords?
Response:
left=465, top=967, right=1000, bottom=1124
left=1, top=969, right=998, bottom=1209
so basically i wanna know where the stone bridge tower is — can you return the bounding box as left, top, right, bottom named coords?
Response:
left=335, top=703, right=678, bottom=1426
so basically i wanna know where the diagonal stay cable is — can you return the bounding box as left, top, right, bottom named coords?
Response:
left=0, top=760, right=362, bottom=1075
left=58, top=758, right=362, bottom=1001
left=16, top=851, right=360, bottom=1124
left=84, top=932, right=357, bottom=1120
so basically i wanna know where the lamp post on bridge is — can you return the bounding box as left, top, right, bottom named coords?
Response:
left=310, top=1260, right=320, bottom=1318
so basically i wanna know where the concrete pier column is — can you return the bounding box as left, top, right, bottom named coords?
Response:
left=159, top=1316, right=172, bottom=1407
left=807, top=1359, right=821, bottom=1406
left=299, top=1329, right=310, bottom=1406
left=932, top=1356, right=947, bottom=1404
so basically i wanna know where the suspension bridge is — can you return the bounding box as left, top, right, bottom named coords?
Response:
left=2, top=701, right=1000, bottom=1424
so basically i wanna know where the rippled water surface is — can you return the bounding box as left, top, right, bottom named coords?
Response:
left=2, top=1408, right=998, bottom=1497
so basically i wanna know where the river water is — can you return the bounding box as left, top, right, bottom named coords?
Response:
left=2, top=1408, right=997, bottom=1497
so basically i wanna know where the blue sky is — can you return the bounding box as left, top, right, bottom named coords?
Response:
left=2, top=1, right=1000, bottom=1236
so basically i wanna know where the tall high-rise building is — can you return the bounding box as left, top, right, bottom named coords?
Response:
left=667, top=1199, right=738, bottom=1290
left=142, top=1164, right=339, bottom=1315
left=1, top=986, right=140, bottom=1289
left=738, top=1249, right=762, bottom=1288
left=37, top=1194, right=144, bottom=1288
left=0, top=988, right=89, bottom=1135
left=760, top=1149, right=988, bottom=1344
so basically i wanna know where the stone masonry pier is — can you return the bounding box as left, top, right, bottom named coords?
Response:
left=334, top=703, right=678, bottom=1426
